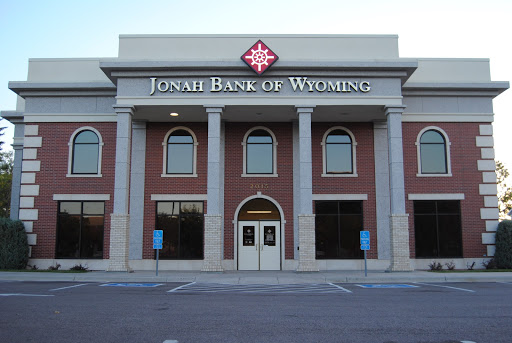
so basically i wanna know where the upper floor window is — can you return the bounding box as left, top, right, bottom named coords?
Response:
left=242, top=127, right=278, bottom=177
left=67, top=127, right=103, bottom=177
left=322, top=127, right=357, bottom=177
left=416, top=127, right=451, bottom=176
left=162, top=127, right=198, bottom=177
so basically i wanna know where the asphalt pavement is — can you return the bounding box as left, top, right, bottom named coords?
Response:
left=1, top=269, right=512, bottom=284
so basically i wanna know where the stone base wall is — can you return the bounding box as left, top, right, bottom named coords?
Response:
left=389, top=214, right=413, bottom=271
left=107, top=214, right=131, bottom=272
left=202, top=214, right=223, bottom=272
left=296, top=214, right=319, bottom=272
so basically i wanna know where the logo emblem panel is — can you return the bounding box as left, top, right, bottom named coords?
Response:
left=241, top=40, right=278, bottom=75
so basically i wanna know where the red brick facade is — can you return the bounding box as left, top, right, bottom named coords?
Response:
left=403, top=122, right=485, bottom=258
left=28, top=120, right=488, bottom=261
left=224, top=123, right=294, bottom=259
left=32, top=122, right=117, bottom=259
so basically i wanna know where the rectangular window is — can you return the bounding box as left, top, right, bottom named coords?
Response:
left=315, top=201, right=363, bottom=259
left=414, top=200, right=462, bottom=258
left=56, top=201, right=104, bottom=258
left=156, top=201, right=204, bottom=259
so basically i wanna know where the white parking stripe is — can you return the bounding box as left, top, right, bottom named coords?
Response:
left=167, top=282, right=196, bottom=293
left=168, top=283, right=350, bottom=294
left=0, top=293, right=54, bottom=297
left=497, top=281, right=512, bottom=285
left=413, top=282, right=475, bottom=293
left=329, top=283, right=352, bottom=293
left=49, top=284, right=88, bottom=291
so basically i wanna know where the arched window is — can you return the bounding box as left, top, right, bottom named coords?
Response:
left=322, top=127, right=357, bottom=177
left=416, top=127, right=451, bottom=176
left=242, top=127, right=278, bottom=176
left=67, top=127, right=103, bottom=177
left=162, top=127, right=198, bottom=177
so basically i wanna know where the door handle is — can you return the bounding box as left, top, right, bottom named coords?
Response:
left=256, top=243, right=258, bottom=251
left=261, top=244, right=263, bottom=251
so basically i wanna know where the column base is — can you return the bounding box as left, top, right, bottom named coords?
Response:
left=107, top=213, right=132, bottom=272
left=296, top=214, right=319, bottom=272
left=201, top=214, right=224, bottom=272
left=388, top=214, right=413, bottom=272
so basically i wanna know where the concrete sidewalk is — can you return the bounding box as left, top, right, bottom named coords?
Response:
left=1, top=269, right=512, bottom=284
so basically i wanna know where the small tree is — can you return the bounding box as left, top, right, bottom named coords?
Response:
left=496, top=160, right=512, bottom=220
left=494, top=220, right=512, bottom=269
left=0, top=151, right=13, bottom=218
left=0, top=218, right=28, bottom=269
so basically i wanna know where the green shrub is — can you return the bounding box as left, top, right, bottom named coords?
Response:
left=0, top=218, right=29, bottom=269
left=494, top=220, right=512, bottom=269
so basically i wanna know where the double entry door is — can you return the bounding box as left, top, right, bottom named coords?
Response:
left=238, top=221, right=280, bottom=270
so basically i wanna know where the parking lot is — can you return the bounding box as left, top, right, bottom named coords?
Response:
left=1, top=280, right=511, bottom=343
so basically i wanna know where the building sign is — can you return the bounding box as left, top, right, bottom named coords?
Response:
left=241, top=40, right=278, bottom=75
left=149, top=77, right=371, bottom=95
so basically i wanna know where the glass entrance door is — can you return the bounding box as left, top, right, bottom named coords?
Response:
left=238, top=221, right=280, bottom=270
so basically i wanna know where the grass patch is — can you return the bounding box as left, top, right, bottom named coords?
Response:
left=0, top=269, right=89, bottom=273
left=429, top=269, right=512, bottom=273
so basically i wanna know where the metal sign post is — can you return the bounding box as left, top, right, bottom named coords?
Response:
left=360, top=231, right=370, bottom=277
left=153, top=230, right=163, bottom=276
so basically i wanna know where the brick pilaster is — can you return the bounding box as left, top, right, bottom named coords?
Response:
left=202, top=214, right=223, bottom=272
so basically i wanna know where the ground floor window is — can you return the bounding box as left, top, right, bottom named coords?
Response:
left=56, top=201, right=104, bottom=258
left=156, top=201, right=204, bottom=259
left=315, top=201, right=363, bottom=259
left=414, top=200, right=462, bottom=258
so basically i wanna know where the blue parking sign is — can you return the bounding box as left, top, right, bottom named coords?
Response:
left=361, top=244, right=370, bottom=250
left=153, top=230, right=163, bottom=238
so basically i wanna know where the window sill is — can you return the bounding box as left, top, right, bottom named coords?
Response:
left=241, top=173, right=279, bottom=177
left=416, top=173, right=452, bottom=177
left=66, top=174, right=102, bottom=178
left=161, top=174, right=198, bottom=178
left=321, top=173, right=358, bottom=178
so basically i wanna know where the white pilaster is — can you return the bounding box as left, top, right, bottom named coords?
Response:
left=295, top=106, right=318, bottom=272
left=107, top=105, right=135, bottom=272
left=202, top=105, right=224, bottom=272
left=385, top=106, right=412, bottom=271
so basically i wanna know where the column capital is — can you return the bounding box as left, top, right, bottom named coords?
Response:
left=383, top=105, right=406, bottom=116
left=132, top=120, right=147, bottom=130
left=0, top=111, right=24, bottom=125
left=203, top=105, right=225, bottom=114
left=113, top=104, right=136, bottom=115
left=295, top=105, right=316, bottom=114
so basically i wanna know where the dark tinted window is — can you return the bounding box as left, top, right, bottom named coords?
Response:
left=56, top=201, right=104, bottom=258
left=156, top=201, right=204, bottom=259
left=247, top=129, right=273, bottom=174
left=414, top=200, right=462, bottom=258
left=72, top=130, right=99, bottom=174
left=326, top=130, right=353, bottom=174
left=315, top=201, right=364, bottom=259
left=167, top=130, right=194, bottom=174
left=420, top=130, right=447, bottom=174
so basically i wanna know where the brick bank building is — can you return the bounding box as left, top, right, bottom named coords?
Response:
left=2, top=35, right=509, bottom=272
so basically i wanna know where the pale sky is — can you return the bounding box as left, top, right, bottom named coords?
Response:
left=1, top=0, right=510, bottom=171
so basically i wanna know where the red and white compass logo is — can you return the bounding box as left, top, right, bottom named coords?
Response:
left=241, top=40, right=278, bottom=75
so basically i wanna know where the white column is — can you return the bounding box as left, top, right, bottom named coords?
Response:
left=9, top=115, right=24, bottom=220
left=296, top=106, right=318, bottom=272
left=202, top=106, right=224, bottom=272
left=385, top=106, right=412, bottom=271
left=129, top=121, right=146, bottom=260
left=107, top=105, right=134, bottom=272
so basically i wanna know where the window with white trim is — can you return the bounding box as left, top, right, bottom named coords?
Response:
left=321, top=127, right=357, bottom=177
left=162, top=127, right=198, bottom=177
left=67, top=127, right=103, bottom=177
left=242, top=127, right=278, bottom=177
left=416, top=127, right=451, bottom=176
